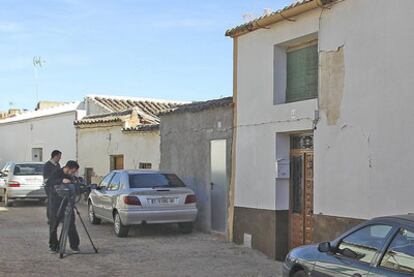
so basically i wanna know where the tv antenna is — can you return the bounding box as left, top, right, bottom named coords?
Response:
left=33, top=56, right=45, bottom=103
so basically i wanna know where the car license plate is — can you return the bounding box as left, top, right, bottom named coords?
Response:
left=149, top=197, right=177, bottom=205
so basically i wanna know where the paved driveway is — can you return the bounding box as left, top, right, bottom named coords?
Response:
left=0, top=201, right=282, bottom=277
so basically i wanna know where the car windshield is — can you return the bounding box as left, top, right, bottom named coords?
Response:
left=13, top=164, right=44, bottom=176
left=128, top=173, right=185, bottom=188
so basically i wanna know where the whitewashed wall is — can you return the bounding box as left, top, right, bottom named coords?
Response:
left=77, top=126, right=160, bottom=178
left=234, top=9, right=320, bottom=210
left=235, top=0, right=414, bottom=219
left=314, top=0, right=414, bottom=219
left=0, top=111, right=82, bottom=166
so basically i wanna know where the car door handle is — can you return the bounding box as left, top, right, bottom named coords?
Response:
left=352, top=274, right=362, bottom=277
left=210, top=182, right=214, bottom=190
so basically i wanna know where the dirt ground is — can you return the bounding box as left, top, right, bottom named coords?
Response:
left=0, top=200, right=283, bottom=277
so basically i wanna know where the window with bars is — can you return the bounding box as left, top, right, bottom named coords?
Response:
left=286, top=44, right=318, bottom=103
left=139, top=162, right=152, bottom=169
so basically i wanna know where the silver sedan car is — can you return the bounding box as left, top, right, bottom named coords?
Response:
left=88, top=170, right=198, bottom=237
left=0, top=162, right=46, bottom=207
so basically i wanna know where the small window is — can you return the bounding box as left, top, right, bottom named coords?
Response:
left=139, top=162, right=152, bottom=169
left=84, top=167, right=94, bottom=185
left=380, top=228, right=414, bottom=275
left=336, top=224, right=393, bottom=264
left=108, top=173, right=121, bottom=191
left=99, top=173, right=113, bottom=189
left=286, top=44, right=318, bottom=103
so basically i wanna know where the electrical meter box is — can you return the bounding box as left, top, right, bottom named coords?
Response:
left=276, top=159, right=290, bottom=179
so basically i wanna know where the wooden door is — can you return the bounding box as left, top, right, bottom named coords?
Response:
left=114, top=156, right=124, bottom=170
left=84, top=168, right=94, bottom=185
left=289, top=150, right=314, bottom=249
left=110, top=155, right=124, bottom=170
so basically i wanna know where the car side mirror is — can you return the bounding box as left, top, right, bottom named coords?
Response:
left=90, top=183, right=98, bottom=190
left=318, top=241, right=332, bottom=253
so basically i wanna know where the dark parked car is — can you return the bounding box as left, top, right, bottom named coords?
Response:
left=284, top=214, right=414, bottom=276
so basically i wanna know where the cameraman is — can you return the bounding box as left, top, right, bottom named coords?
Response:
left=47, top=160, right=80, bottom=253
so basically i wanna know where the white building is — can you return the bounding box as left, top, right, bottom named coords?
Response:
left=226, top=0, right=414, bottom=260
left=75, top=95, right=183, bottom=183
left=0, top=102, right=85, bottom=166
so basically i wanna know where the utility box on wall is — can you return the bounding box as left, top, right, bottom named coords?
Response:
left=275, top=159, right=290, bottom=179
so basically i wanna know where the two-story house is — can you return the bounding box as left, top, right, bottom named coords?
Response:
left=226, top=0, right=414, bottom=260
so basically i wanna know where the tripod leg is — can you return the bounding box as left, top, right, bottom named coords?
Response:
left=53, top=198, right=66, bottom=234
left=74, top=206, right=98, bottom=253
left=59, top=206, right=71, bottom=259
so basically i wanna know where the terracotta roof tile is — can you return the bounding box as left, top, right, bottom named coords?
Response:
left=225, top=0, right=336, bottom=37
left=122, top=124, right=160, bottom=132
left=90, top=95, right=181, bottom=117
left=74, top=109, right=133, bottom=125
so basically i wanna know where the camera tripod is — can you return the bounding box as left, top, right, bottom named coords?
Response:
left=56, top=192, right=98, bottom=259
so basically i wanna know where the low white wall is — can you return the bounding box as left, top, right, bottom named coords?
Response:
left=77, top=126, right=160, bottom=178
left=0, top=111, right=80, bottom=166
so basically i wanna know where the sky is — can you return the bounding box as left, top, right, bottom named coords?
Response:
left=0, top=0, right=291, bottom=111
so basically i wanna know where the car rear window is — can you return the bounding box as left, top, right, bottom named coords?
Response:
left=14, top=164, right=44, bottom=176
left=128, top=173, right=185, bottom=188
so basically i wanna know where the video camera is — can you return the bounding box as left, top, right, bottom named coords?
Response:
left=55, top=176, right=90, bottom=202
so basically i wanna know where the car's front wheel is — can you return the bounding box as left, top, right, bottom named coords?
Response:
left=178, top=222, right=193, bottom=234
left=88, top=202, right=101, bottom=225
left=4, top=192, right=13, bottom=207
left=114, top=211, right=129, bottom=237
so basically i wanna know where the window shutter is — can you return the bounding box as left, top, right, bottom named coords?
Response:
left=286, top=44, right=318, bottom=103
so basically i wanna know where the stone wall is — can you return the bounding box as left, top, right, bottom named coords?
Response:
left=160, top=104, right=233, bottom=232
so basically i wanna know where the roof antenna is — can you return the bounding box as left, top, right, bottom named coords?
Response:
left=263, top=8, right=272, bottom=16
left=242, top=13, right=255, bottom=23
left=33, top=56, right=45, bottom=104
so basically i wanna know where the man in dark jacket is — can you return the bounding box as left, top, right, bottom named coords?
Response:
left=47, top=160, right=80, bottom=253
left=43, top=150, right=62, bottom=223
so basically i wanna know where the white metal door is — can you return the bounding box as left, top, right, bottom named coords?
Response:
left=210, top=139, right=227, bottom=232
